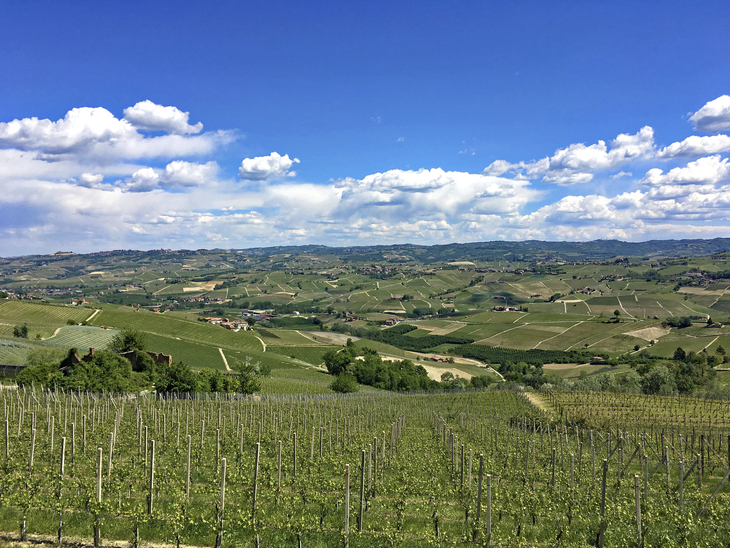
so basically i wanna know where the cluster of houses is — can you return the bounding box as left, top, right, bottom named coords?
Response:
left=492, top=305, right=519, bottom=312
left=599, top=274, right=624, bottom=282
left=383, top=316, right=405, bottom=326
left=201, top=317, right=250, bottom=332
left=0, top=290, right=48, bottom=301
left=341, top=310, right=358, bottom=322
left=358, top=264, right=403, bottom=276
left=241, top=310, right=278, bottom=322
left=180, top=296, right=206, bottom=303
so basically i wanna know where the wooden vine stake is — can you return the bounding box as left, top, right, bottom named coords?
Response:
left=635, top=474, right=642, bottom=547
left=358, top=449, right=365, bottom=532
left=277, top=440, right=282, bottom=505
left=678, top=460, right=684, bottom=508
left=344, top=464, right=350, bottom=548
left=94, top=448, right=102, bottom=548
left=293, top=432, right=297, bottom=478
left=474, top=454, right=484, bottom=542
left=598, top=459, right=608, bottom=548
left=148, top=440, right=156, bottom=515
left=252, top=442, right=260, bottom=527
left=185, top=435, right=191, bottom=503
left=58, top=437, right=66, bottom=547
left=486, top=474, right=492, bottom=548
left=28, top=427, right=36, bottom=472
left=215, top=458, right=226, bottom=548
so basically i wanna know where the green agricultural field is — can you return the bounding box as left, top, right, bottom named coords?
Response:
left=0, top=301, right=95, bottom=338
left=88, top=308, right=262, bottom=351
left=8, top=242, right=730, bottom=394
left=259, top=376, right=333, bottom=395
left=267, top=345, right=340, bottom=366
left=3, top=387, right=730, bottom=547
left=257, top=329, right=322, bottom=347
left=143, top=333, right=227, bottom=370
left=0, top=340, right=31, bottom=364
left=43, top=325, right=119, bottom=350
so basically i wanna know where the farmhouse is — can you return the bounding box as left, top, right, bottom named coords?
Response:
left=492, top=306, right=519, bottom=312
left=383, top=317, right=404, bottom=326
left=119, top=350, right=173, bottom=371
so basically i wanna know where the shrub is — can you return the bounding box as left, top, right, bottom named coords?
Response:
left=330, top=373, right=359, bottom=393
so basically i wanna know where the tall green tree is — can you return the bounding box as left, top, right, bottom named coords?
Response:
left=13, top=324, right=28, bottom=338
left=157, top=361, right=197, bottom=393
left=109, top=327, right=147, bottom=353
left=230, top=358, right=262, bottom=394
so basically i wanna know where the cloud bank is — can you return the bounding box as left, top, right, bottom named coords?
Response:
left=1, top=96, right=730, bottom=255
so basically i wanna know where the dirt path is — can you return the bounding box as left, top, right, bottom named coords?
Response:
left=702, top=336, right=719, bottom=352
left=87, top=309, right=101, bottom=322
left=524, top=392, right=552, bottom=415
left=218, top=348, right=231, bottom=372
left=45, top=326, right=63, bottom=340
left=533, top=321, right=582, bottom=349
left=617, top=296, right=635, bottom=319
left=255, top=335, right=266, bottom=352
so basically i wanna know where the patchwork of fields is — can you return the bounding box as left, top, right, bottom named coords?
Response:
left=2, top=247, right=730, bottom=393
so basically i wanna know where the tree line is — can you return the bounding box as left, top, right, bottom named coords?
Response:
left=15, top=328, right=267, bottom=395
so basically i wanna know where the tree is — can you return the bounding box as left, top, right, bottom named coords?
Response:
left=230, top=357, right=262, bottom=394
left=323, top=349, right=353, bottom=376
left=641, top=365, right=677, bottom=395
left=52, top=350, right=136, bottom=393
left=673, top=347, right=687, bottom=361
left=156, top=361, right=197, bottom=393
left=13, top=324, right=29, bottom=338
left=109, top=328, right=146, bottom=353
left=613, top=310, right=621, bottom=322
left=245, top=317, right=256, bottom=328
left=440, top=371, right=455, bottom=382
left=330, top=373, right=359, bottom=393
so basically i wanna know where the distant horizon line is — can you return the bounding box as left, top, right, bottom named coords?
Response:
left=4, top=236, right=730, bottom=261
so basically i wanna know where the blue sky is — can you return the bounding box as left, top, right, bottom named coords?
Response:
left=1, top=1, right=730, bottom=255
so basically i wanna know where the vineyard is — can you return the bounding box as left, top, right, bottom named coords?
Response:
left=545, top=390, right=730, bottom=442
left=1, top=387, right=730, bottom=547
left=43, top=326, right=119, bottom=351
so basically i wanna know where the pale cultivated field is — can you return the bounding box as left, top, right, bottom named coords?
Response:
left=624, top=326, right=671, bottom=341
left=420, top=363, right=474, bottom=381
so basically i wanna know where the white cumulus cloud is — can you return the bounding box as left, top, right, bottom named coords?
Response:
left=0, top=105, right=231, bottom=163
left=123, top=100, right=203, bottom=135
left=124, top=161, right=219, bottom=192
left=484, top=127, right=655, bottom=185
left=163, top=161, right=218, bottom=187
left=657, top=134, right=730, bottom=158
left=333, top=168, right=540, bottom=220
left=642, top=155, right=730, bottom=186
left=0, top=107, right=136, bottom=154
left=689, top=95, right=730, bottom=133
left=238, top=152, right=299, bottom=180
left=78, top=173, right=104, bottom=187
left=126, top=167, right=161, bottom=192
